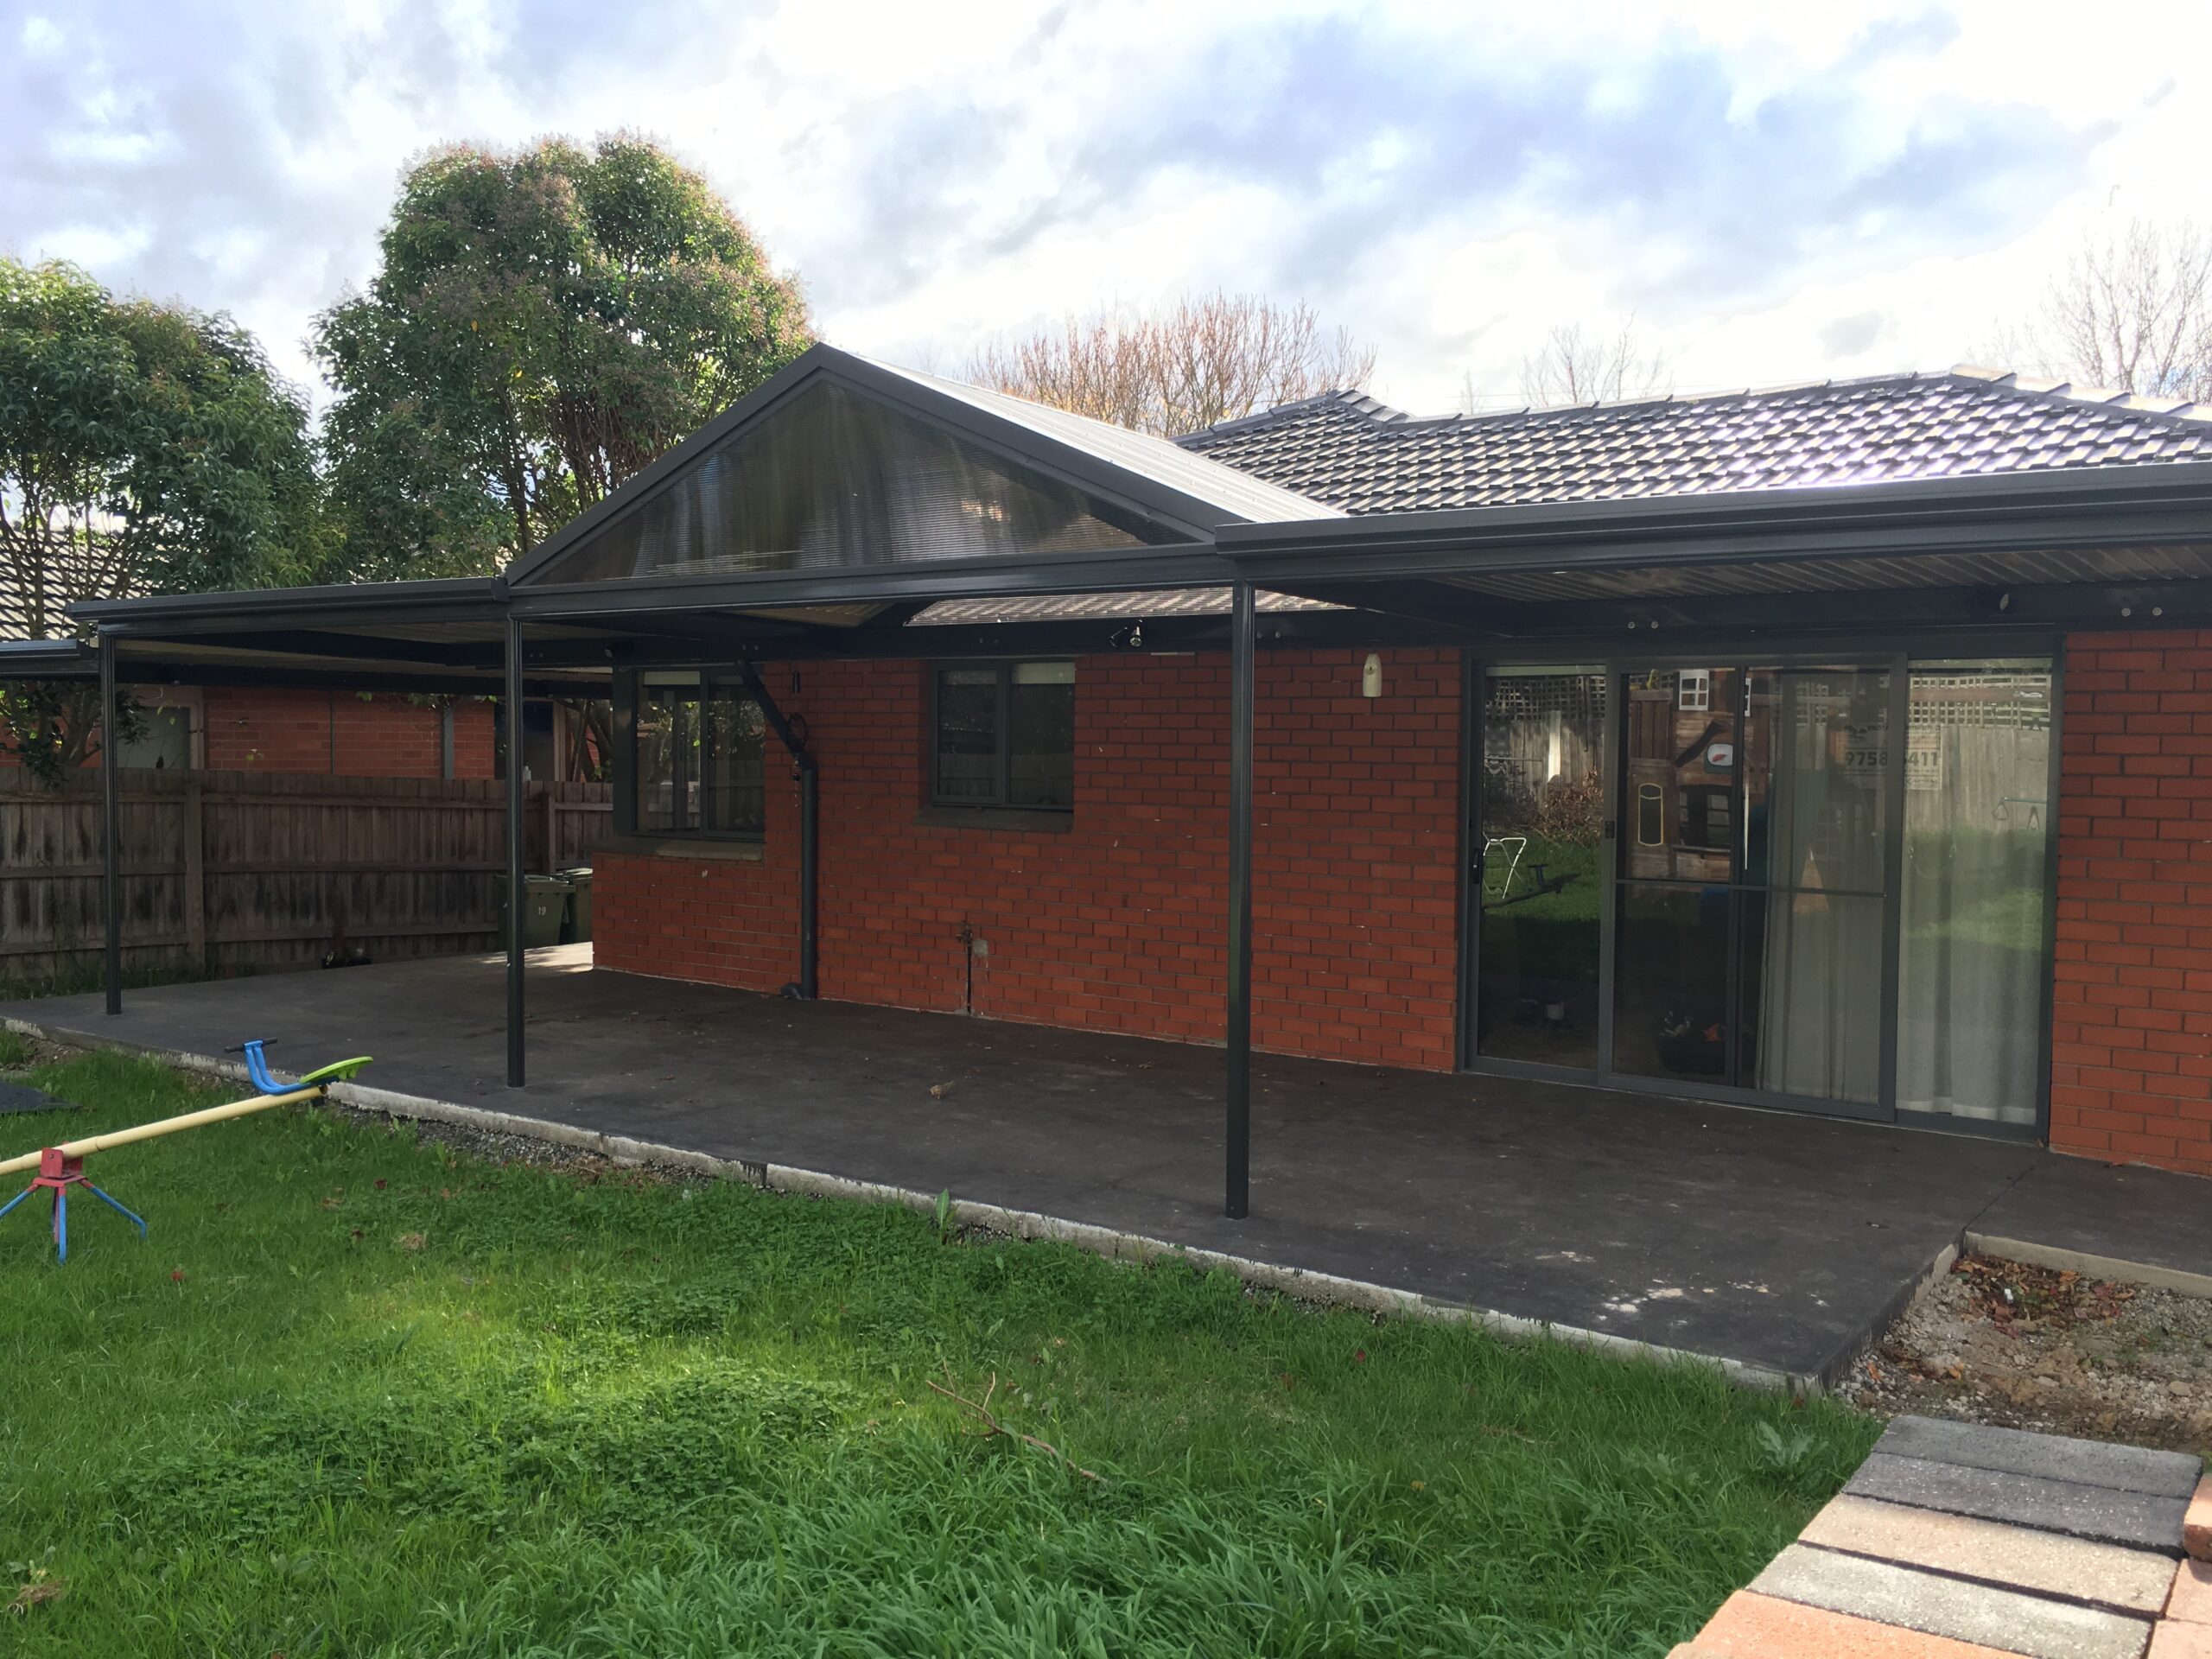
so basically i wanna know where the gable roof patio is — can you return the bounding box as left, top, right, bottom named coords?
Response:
left=36, top=341, right=2212, bottom=1230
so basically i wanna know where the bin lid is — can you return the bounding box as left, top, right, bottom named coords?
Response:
left=557, top=865, right=594, bottom=880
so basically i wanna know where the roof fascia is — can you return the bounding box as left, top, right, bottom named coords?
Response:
left=501, top=344, right=1243, bottom=591
left=0, top=638, right=96, bottom=680
left=1218, top=462, right=2212, bottom=582
left=73, top=577, right=505, bottom=638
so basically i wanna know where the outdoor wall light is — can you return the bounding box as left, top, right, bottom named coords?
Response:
left=1361, top=653, right=1382, bottom=698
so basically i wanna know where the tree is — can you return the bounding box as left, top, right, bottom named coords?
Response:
left=967, top=293, right=1376, bottom=438
left=1986, top=218, right=2212, bottom=402
left=314, top=134, right=814, bottom=576
left=1513, top=317, right=1672, bottom=409
left=0, top=257, right=318, bottom=781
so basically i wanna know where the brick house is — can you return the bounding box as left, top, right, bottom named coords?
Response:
left=47, top=346, right=2212, bottom=1192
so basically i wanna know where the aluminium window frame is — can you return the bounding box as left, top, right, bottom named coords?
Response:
left=926, top=658, right=1077, bottom=813
left=1461, top=629, right=2063, bottom=1147
left=612, top=664, right=768, bottom=842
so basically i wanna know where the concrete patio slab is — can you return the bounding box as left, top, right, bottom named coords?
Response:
left=3, top=946, right=2196, bottom=1389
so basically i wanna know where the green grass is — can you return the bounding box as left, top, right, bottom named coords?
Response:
left=0, top=1053, right=1877, bottom=1656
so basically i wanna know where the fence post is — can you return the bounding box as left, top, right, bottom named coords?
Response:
left=100, top=632, right=122, bottom=1016
left=183, top=779, right=207, bottom=972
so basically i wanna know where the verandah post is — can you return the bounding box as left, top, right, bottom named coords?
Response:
left=1226, top=580, right=1255, bottom=1218
left=505, top=612, right=525, bottom=1087
left=100, top=629, right=122, bottom=1017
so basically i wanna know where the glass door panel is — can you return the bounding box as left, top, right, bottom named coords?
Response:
left=1612, top=661, right=1893, bottom=1108
left=1896, top=661, right=2053, bottom=1124
left=1476, top=668, right=1607, bottom=1067
left=1738, top=666, right=1891, bottom=1103
left=1614, top=668, right=1738, bottom=1083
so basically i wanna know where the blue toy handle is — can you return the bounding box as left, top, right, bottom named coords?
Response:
left=242, top=1039, right=283, bottom=1094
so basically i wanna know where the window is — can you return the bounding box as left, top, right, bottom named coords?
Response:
left=624, top=670, right=766, bottom=838
left=1677, top=669, right=1711, bottom=712
left=931, top=661, right=1075, bottom=810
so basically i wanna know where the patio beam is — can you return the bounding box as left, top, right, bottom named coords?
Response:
left=505, top=544, right=1240, bottom=620
left=100, top=630, right=122, bottom=1018
left=505, top=613, right=525, bottom=1088
left=1226, top=579, right=1255, bottom=1220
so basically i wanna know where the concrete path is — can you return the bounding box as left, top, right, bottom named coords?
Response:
left=4, top=949, right=2206, bottom=1389
left=1677, top=1418, right=2212, bottom=1657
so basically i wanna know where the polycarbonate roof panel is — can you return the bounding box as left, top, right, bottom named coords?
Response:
left=867, top=359, right=1342, bottom=525
left=536, top=380, right=1185, bottom=584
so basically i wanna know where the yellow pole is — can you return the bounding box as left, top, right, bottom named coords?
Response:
left=0, top=1086, right=323, bottom=1178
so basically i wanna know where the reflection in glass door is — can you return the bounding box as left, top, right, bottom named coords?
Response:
left=1476, top=669, right=1607, bottom=1067
left=1612, top=664, right=1892, bottom=1106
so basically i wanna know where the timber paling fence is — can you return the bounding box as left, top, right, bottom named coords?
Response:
left=0, top=769, right=611, bottom=982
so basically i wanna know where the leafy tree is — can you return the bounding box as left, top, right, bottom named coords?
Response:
left=0, top=257, right=318, bottom=781
left=314, top=134, right=814, bottom=574
left=969, top=292, right=1375, bottom=438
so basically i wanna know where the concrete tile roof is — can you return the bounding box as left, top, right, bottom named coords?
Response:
left=1176, top=367, right=2212, bottom=515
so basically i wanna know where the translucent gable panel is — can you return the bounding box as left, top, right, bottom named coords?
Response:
left=537, top=381, right=1178, bottom=584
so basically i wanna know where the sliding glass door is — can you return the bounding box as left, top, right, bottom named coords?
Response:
left=1470, top=651, right=2055, bottom=1135
left=1612, top=664, right=1891, bottom=1104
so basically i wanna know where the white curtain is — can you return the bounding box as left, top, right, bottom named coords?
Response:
left=1756, top=674, right=1885, bottom=1103
left=1896, top=669, right=2050, bottom=1124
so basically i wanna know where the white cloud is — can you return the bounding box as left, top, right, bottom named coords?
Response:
left=2, top=0, right=2208, bottom=420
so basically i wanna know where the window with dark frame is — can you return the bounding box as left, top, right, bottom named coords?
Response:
left=624, top=669, right=766, bottom=838
left=931, top=661, right=1075, bottom=810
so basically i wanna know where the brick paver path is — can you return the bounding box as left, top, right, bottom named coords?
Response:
left=1674, top=1417, right=2212, bottom=1658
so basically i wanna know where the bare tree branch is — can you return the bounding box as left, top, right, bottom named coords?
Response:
left=1514, top=317, right=1673, bottom=409
left=1982, top=218, right=2212, bottom=401
left=968, top=292, right=1376, bottom=438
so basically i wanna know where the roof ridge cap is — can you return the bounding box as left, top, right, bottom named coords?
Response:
left=1943, top=361, right=2208, bottom=423
left=1176, top=386, right=1408, bottom=447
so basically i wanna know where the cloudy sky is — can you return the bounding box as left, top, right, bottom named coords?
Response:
left=4, top=0, right=2207, bottom=417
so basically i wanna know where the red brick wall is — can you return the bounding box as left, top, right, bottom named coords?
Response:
left=2052, top=630, right=2212, bottom=1178
left=200, top=690, right=495, bottom=779
left=596, top=648, right=1463, bottom=1070
left=0, top=688, right=496, bottom=779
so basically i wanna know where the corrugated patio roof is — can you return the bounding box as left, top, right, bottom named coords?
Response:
left=1178, top=366, right=2212, bottom=515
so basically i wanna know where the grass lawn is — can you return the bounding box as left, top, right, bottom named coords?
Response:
left=0, top=1048, right=1878, bottom=1656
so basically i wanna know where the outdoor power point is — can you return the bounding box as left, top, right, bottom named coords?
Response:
left=970, top=938, right=989, bottom=958
left=1361, top=653, right=1383, bottom=698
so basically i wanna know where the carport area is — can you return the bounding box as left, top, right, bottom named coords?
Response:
left=7, top=947, right=2203, bottom=1392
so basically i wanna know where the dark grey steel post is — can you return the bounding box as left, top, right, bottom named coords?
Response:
left=99, top=630, right=122, bottom=1016
left=505, top=613, right=524, bottom=1087
left=798, top=757, right=819, bottom=999
left=1226, top=581, right=1255, bottom=1218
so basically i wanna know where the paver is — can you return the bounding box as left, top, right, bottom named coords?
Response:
left=1694, top=1589, right=2058, bottom=1657
left=2170, top=1561, right=2212, bottom=1624
left=1849, top=1454, right=2190, bottom=1555
left=1752, top=1544, right=2153, bottom=1659
left=1877, top=1418, right=2202, bottom=1502
left=2188, top=1478, right=2212, bottom=1562
left=2149, top=1624, right=2212, bottom=1657
left=1801, top=1494, right=2178, bottom=1616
